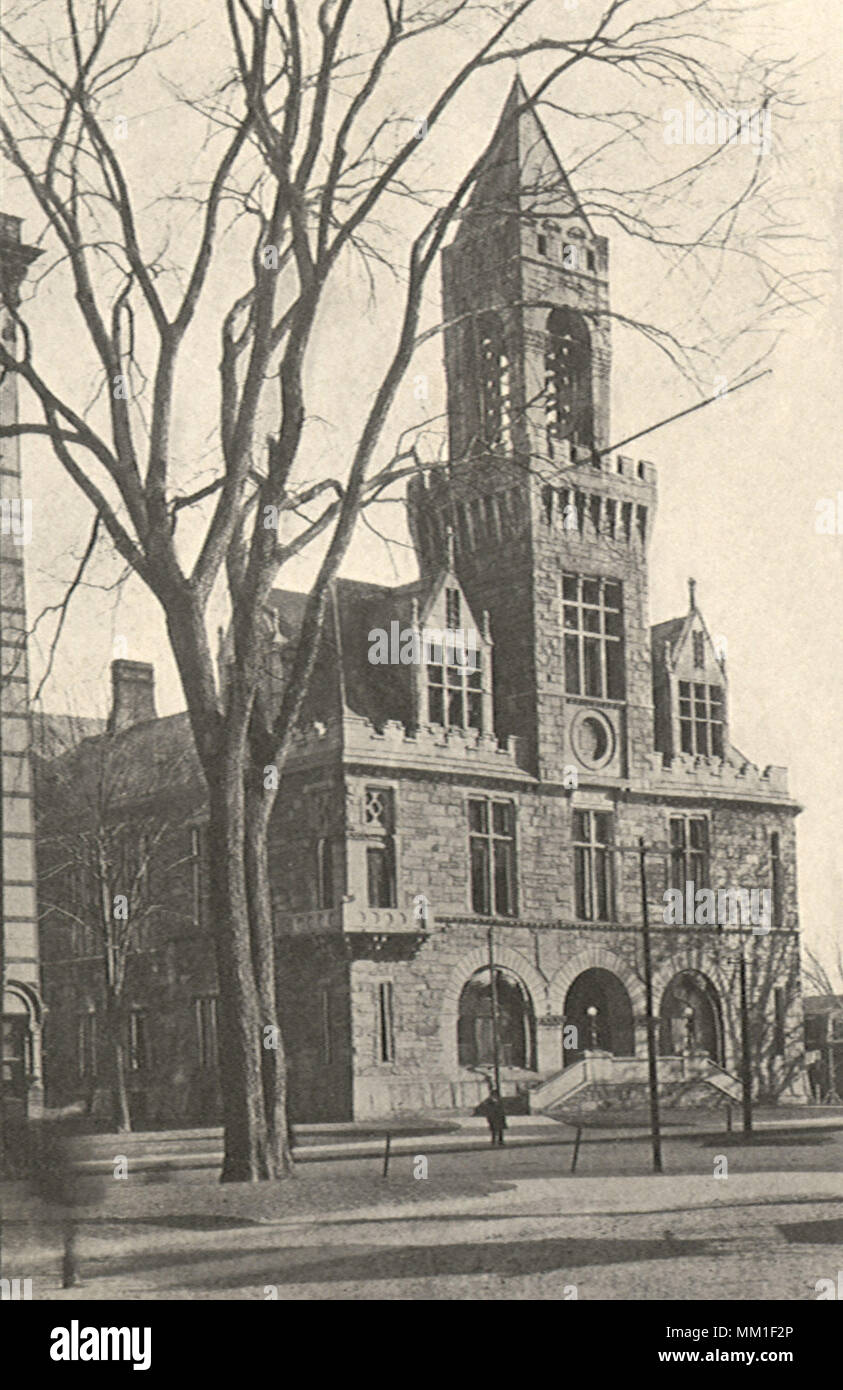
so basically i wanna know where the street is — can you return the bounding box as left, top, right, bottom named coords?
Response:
left=3, top=1117, right=841, bottom=1301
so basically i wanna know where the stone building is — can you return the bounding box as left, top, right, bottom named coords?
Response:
left=0, top=214, right=45, bottom=1135
left=36, top=83, right=806, bottom=1125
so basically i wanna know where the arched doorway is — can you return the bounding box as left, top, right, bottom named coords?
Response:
left=457, top=968, right=536, bottom=1070
left=563, top=967, right=634, bottom=1065
left=659, top=970, right=723, bottom=1062
left=2, top=982, right=44, bottom=1150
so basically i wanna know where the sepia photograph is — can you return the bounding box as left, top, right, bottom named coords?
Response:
left=0, top=0, right=840, bottom=1364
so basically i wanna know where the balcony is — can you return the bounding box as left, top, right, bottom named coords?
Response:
left=275, top=901, right=434, bottom=936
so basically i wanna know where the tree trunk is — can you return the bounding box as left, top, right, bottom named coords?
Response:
left=207, top=767, right=292, bottom=1180
left=245, top=778, right=294, bottom=1174
left=165, top=596, right=292, bottom=1180
left=106, top=1003, right=131, bottom=1134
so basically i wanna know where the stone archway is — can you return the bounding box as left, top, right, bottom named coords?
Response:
left=2, top=979, right=45, bottom=1118
left=659, top=969, right=724, bottom=1063
left=457, top=968, right=536, bottom=1070
left=562, top=967, right=635, bottom=1065
left=441, top=944, right=547, bottom=1075
left=549, top=946, right=645, bottom=1017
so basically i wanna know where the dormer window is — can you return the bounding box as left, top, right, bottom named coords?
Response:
left=537, top=233, right=548, bottom=257
left=426, top=641, right=484, bottom=731
left=678, top=681, right=724, bottom=757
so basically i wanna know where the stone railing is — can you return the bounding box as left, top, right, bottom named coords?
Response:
left=528, top=1050, right=742, bottom=1111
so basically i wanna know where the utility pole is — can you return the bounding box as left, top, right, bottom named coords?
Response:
left=737, top=930, right=753, bottom=1134
left=487, top=926, right=501, bottom=1096
left=0, top=704, right=5, bottom=1188
left=638, top=838, right=663, bottom=1174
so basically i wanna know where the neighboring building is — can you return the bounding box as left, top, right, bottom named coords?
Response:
left=1, top=214, right=45, bottom=1133
left=804, top=996, right=843, bottom=1102
left=35, top=82, right=806, bottom=1125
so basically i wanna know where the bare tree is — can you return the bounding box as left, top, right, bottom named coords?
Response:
left=36, top=720, right=197, bottom=1132
left=0, top=0, right=815, bottom=1178
left=802, top=942, right=843, bottom=998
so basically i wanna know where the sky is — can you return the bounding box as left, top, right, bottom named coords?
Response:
left=4, top=0, right=841, bottom=981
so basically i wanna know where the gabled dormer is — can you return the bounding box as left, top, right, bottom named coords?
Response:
left=412, top=549, right=494, bottom=736
left=652, top=579, right=728, bottom=762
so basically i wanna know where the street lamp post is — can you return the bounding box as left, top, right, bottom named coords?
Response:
left=638, top=837, right=663, bottom=1174
left=586, top=1005, right=599, bottom=1051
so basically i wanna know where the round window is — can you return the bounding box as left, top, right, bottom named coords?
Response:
left=571, top=709, right=615, bottom=769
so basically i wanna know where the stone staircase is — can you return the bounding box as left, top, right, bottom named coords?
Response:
left=528, top=1051, right=742, bottom=1114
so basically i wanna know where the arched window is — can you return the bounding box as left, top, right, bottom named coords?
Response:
left=477, top=312, right=511, bottom=449
left=545, top=307, right=593, bottom=449
left=457, top=967, right=536, bottom=1070
left=659, top=970, right=724, bottom=1064
left=563, top=967, right=634, bottom=1066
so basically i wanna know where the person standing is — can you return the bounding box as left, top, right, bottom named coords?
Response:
left=481, top=1088, right=507, bottom=1147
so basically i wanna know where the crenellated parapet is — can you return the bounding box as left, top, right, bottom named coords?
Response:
left=643, top=750, right=793, bottom=803
left=553, top=439, right=658, bottom=488
left=343, top=713, right=523, bottom=778
left=283, top=711, right=524, bottom=779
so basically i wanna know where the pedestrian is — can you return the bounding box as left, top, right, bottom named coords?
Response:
left=480, top=1087, right=507, bottom=1147
left=27, top=1106, right=104, bottom=1288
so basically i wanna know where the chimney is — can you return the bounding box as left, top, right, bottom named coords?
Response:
left=108, top=660, right=157, bottom=733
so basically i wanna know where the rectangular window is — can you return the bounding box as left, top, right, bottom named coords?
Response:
left=562, top=574, right=625, bottom=700
left=445, top=587, right=461, bottom=630
left=773, top=987, right=786, bottom=1057
left=77, top=1013, right=96, bottom=1080
left=365, top=787, right=397, bottom=908
left=321, top=988, right=332, bottom=1065
left=366, top=845, right=396, bottom=908
left=678, top=682, right=724, bottom=758
left=189, top=826, right=203, bottom=927
left=669, top=816, right=710, bottom=894
left=377, top=982, right=395, bottom=1063
left=572, top=810, right=614, bottom=920
left=693, top=630, right=705, bottom=668
left=128, top=1010, right=148, bottom=1073
left=316, top=838, right=335, bottom=909
left=770, top=832, right=783, bottom=927
left=426, top=641, right=483, bottom=731
left=195, top=996, right=218, bottom=1070
left=468, top=798, right=516, bottom=916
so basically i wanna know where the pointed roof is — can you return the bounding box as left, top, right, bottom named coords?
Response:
left=267, top=571, right=488, bottom=730
left=651, top=580, right=724, bottom=673
left=459, top=76, right=592, bottom=236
